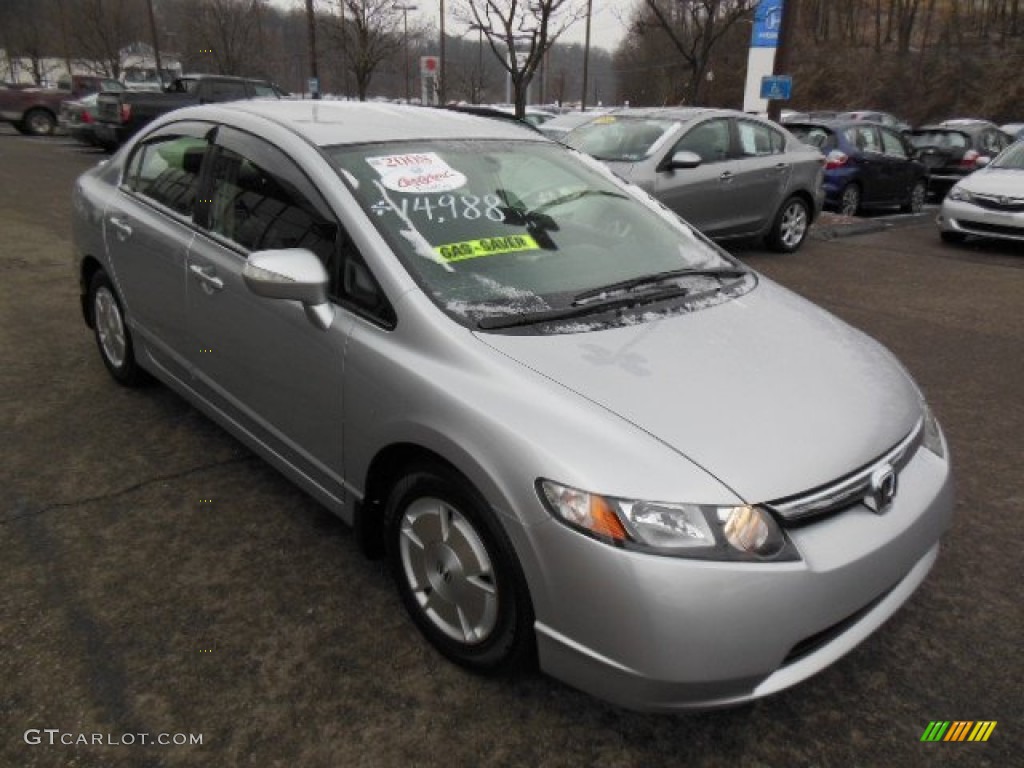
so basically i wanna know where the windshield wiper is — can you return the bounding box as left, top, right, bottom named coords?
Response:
left=477, top=285, right=691, bottom=331
left=571, top=267, right=747, bottom=306
left=533, top=188, right=629, bottom=213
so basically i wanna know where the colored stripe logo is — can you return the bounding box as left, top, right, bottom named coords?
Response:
left=920, top=721, right=997, bottom=742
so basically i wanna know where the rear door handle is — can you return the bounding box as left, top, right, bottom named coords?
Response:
left=719, top=171, right=734, bottom=183
left=108, top=216, right=133, bottom=240
left=189, top=263, right=224, bottom=292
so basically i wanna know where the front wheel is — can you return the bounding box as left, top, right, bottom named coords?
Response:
left=766, top=196, right=811, bottom=253
left=88, top=270, right=146, bottom=386
left=22, top=108, right=56, bottom=136
left=385, top=464, right=534, bottom=673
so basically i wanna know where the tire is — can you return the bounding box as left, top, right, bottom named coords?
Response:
left=88, top=270, right=146, bottom=386
left=901, top=180, right=927, bottom=213
left=385, top=463, right=534, bottom=673
left=22, top=108, right=56, bottom=136
left=766, top=196, right=811, bottom=253
left=940, top=231, right=967, bottom=245
left=839, top=184, right=862, bottom=217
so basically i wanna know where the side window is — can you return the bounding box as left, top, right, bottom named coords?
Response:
left=673, top=119, right=731, bottom=164
left=250, top=83, right=279, bottom=99
left=205, top=80, right=248, bottom=102
left=125, top=134, right=206, bottom=216
left=736, top=120, right=781, bottom=156
left=845, top=126, right=880, bottom=153
left=880, top=129, right=908, bottom=159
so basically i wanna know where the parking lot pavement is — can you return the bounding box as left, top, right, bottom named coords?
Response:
left=1, top=126, right=1021, bottom=767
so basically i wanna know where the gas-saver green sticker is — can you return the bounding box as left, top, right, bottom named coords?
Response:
left=436, top=234, right=539, bottom=263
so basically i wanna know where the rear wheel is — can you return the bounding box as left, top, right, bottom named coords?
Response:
left=385, top=463, right=534, bottom=673
left=839, top=184, right=861, bottom=217
left=901, top=180, right=927, bottom=213
left=766, top=196, right=811, bottom=253
left=22, top=108, right=56, bottom=136
left=88, top=270, right=146, bottom=386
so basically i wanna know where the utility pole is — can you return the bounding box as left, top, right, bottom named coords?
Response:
left=439, top=0, right=446, bottom=104
left=395, top=4, right=417, bottom=103
left=305, top=0, right=320, bottom=99
left=767, top=0, right=797, bottom=122
left=580, top=0, right=592, bottom=110
left=145, top=0, right=164, bottom=87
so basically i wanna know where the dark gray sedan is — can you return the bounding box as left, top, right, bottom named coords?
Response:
left=564, top=107, right=825, bottom=252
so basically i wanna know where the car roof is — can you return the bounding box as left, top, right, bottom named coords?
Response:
left=185, top=100, right=545, bottom=146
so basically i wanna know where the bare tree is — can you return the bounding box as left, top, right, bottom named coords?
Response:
left=640, top=0, right=756, bottom=105
left=0, top=0, right=64, bottom=84
left=326, top=0, right=403, bottom=101
left=456, top=0, right=585, bottom=117
left=66, top=0, right=145, bottom=78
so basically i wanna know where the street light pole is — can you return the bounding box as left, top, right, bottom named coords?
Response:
left=394, top=4, right=417, bottom=103
left=581, top=0, right=592, bottom=110
left=439, top=0, right=446, bottom=104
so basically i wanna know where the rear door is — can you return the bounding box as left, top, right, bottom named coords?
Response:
left=726, top=117, right=793, bottom=235
left=843, top=124, right=887, bottom=203
left=878, top=126, right=917, bottom=204
left=104, top=120, right=211, bottom=381
left=184, top=125, right=353, bottom=500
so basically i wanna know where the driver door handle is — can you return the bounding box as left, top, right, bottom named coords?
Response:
left=189, top=263, right=224, bottom=292
left=719, top=171, right=735, bottom=183
left=108, top=216, right=133, bottom=240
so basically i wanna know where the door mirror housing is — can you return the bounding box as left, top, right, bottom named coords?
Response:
left=660, top=150, right=703, bottom=171
left=243, top=248, right=334, bottom=330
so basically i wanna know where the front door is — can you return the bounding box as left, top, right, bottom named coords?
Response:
left=185, top=126, right=351, bottom=502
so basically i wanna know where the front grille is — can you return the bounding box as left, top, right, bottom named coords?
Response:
left=767, top=420, right=923, bottom=523
left=971, top=194, right=1024, bottom=212
left=959, top=219, right=1024, bottom=238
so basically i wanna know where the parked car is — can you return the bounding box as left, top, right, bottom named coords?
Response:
left=0, top=75, right=123, bottom=136
left=937, top=139, right=1024, bottom=244
left=73, top=100, right=952, bottom=712
left=787, top=118, right=927, bottom=216
left=59, top=93, right=104, bottom=148
left=781, top=109, right=840, bottom=124
left=1000, top=122, right=1024, bottom=140
left=908, top=121, right=1013, bottom=199
left=95, top=74, right=284, bottom=148
left=837, top=110, right=911, bottom=133
left=537, top=109, right=609, bottom=143
left=564, top=107, right=825, bottom=252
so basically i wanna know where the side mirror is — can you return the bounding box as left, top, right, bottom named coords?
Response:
left=243, top=248, right=334, bottom=330
left=660, top=150, right=703, bottom=171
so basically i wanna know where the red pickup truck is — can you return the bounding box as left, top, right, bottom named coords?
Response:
left=0, top=75, right=124, bottom=136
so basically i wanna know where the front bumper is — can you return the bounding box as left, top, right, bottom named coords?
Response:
left=521, top=445, right=954, bottom=711
left=937, top=198, right=1024, bottom=242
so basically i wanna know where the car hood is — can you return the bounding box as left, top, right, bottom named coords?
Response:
left=475, top=280, right=921, bottom=502
left=961, top=167, right=1024, bottom=194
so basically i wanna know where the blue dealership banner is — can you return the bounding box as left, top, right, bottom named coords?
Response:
left=751, top=0, right=784, bottom=48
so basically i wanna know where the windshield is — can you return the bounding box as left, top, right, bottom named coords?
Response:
left=564, top=116, right=677, bottom=162
left=991, top=142, right=1024, bottom=169
left=326, top=140, right=744, bottom=331
left=909, top=130, right=967, bottom=149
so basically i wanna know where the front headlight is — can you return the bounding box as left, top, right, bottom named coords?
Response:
left=947, top=185, right=973, bottom=203
left=538, top=480, right=799, bottom=561
left=921, top=402, right=946, bottom=458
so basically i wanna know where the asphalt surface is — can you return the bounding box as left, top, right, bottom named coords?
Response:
left=1, top=125, right=1021, bottom=767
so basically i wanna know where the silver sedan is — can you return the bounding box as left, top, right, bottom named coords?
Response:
left=564, top=107, right=826, bottom=252
left=73, top=100, right=952, bottom=711
left=937, top=140, right=1024, bottom=244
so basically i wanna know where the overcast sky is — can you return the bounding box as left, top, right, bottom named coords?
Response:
left=271, top=1, right=636, bottom=53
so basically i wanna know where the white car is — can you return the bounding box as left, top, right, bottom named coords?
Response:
left=937, top=140, right=1024, bottom=244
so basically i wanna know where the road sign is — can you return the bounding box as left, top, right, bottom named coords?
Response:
left=760, top=75, right=792, bottom=101
left=308, top=77, right=319, bottom=95
left=752, top=0, right=784, bottom=48
left=420, top=56, right=439, bottom=77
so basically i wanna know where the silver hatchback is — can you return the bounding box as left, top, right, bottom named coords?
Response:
left=73, top=101, right=952, bottom=711
left=565, top=107, right=825, bottom=252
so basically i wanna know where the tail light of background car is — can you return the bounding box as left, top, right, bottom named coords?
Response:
left=825, top=150, right=849, bottom=170
left=959, top=149, right=980, bottom=168
left=120, top=103, right=132, bottom=123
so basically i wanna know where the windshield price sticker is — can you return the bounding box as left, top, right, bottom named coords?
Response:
left=436, top=235, right=539, bottom=263
left=373, top=193, right=507, bottom=223
left=367, top=152, right=467, bottom=193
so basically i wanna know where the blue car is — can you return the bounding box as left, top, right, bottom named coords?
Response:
left=788, top=119, right=928, bottom=216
